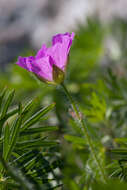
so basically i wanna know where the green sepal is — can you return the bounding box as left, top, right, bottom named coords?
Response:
left=53, top=64, right=65, bottom=84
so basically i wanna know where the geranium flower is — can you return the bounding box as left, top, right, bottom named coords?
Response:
left=16, top=32, right=75, bottom=84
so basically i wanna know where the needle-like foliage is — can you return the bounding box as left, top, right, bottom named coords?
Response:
left=0, top=89, right=62, bottom=190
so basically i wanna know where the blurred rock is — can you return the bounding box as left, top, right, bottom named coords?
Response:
left=94, top=0, right=127, bottom=22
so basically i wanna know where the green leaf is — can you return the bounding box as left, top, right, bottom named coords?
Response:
left=0, top=87, right=7, bottom=111
left=110, top=148, right=127, bottom=159
left=0, top=157, right=34, bottom=190
left=0, top=119, right=6, bottom=136
left=22, top=98, right=37, bottom=115
left=115, top=138, right=127, bottom=146
left=21, top=126, right=58, bottom=135
left=64, top=135, right=86, bottom=145
left=7, top=115, right=22, bottom=160
left=84, top=92, right=106, bottom=123
left=18, top=102, right=22, bottom=115
left=16, top=139, right=58, bottom=150
left=70, top=181, right=80, bottom=190
left=3, top=123, right=10, bottom=160
left=92, top=179, right=127, bottom=190
left=21, top=103, right=55, bottom=131
left=0, top=90, right=15, bottom=119
left=5, top=107, right=19, bottom=120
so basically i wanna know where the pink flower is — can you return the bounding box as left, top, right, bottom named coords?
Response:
left=16, top=32, right=75, bottom=84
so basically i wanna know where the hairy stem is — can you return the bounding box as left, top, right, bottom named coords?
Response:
left=61, top=82, right=107, bottom=183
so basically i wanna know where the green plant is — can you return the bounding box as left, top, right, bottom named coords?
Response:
left=0, top=88, right=62, bottom=190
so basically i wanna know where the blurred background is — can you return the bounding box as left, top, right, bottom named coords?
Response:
left=0, top=0, right=127, bottom=68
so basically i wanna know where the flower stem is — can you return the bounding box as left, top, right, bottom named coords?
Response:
left=61, top=83, right=107, bottom=183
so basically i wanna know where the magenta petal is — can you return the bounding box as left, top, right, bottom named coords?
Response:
left=35, top=44, right=47, bottom=59
left=52, top=34, right=63, bottom=44
left=47, top=44, right=67, bottom=71
left=33, top=56, right=53, bottom=81
left=52, top=32, right=75, bottom=52
left=16, top=56, right=34, bottom=72
left=47, top=32, right=75, bottom=71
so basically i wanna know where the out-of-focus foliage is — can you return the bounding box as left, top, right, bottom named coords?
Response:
left=1, top=17, right=127, bottom=189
